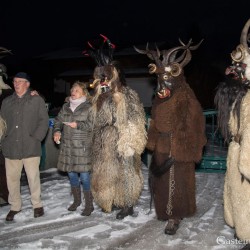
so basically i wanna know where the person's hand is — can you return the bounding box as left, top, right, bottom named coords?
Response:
left=31, top=90, right=39, bottom=96
left=66, top=122, right=77, bottom=128
left=53, top=132, right=61, bottom=144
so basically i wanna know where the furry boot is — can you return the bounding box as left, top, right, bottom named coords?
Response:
left=68, top=186, right=81, bottom=211
left=116, top=206, right=134, bottom=220
left=81, top=191, right=94, bottom=216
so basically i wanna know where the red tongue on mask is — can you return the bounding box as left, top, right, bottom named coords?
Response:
left=101, top=82, right=109, bottom=87
left=225, top=67, right=233, bottom=75
left=158, top=88, right=171, bottom=99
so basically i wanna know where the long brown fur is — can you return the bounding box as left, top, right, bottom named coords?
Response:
left=91, top=86, right=147, bottom=212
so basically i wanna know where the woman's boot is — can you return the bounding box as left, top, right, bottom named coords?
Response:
left=81, top=191, right=94, bottom=216
left=68, top=186, right=81, bottom=211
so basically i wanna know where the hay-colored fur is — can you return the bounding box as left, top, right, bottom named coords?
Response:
left=225, top=90, right=250, bottom=240
left=0, top=116, right=6, bottom=140
left=91, top=86, right=147, bottom=212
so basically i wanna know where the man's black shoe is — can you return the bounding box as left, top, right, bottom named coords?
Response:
left=6, top=210, right=21, bottom=221
left=34, top=207, right=44, bottom=218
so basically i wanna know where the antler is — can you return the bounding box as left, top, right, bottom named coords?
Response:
left=0, top=47, right=12, bottom=60
left=168, top=38, right=203, bottom=67
left=134, top=43, right=162, bottom=66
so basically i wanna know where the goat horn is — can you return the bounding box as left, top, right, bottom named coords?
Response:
left=133, top=45, right=148, bottom=54
left=240, top=18, right=250, bottom=55
left=231, top=44, right=245, bottom=62
left=178, top=38, right=192, bottom=47
left=148, top=63, right=157, bottom=74
left=0, top=47, right=12, bottom=59
left=155, top=43, right=161, bottom=58
left=179, top=49, right=192, bottom=68
left=189, top=39, right=204, bottom=50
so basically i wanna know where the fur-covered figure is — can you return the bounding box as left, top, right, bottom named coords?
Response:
left=74, top=35, right=147, bottom=219
left=135, top=39, right=206, bottom=234
left=214, top=18, right=250, bottom=241
left=0, top=47, right=12, bottom=206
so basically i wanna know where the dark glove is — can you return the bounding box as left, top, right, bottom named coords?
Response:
left=150, top=156, right=175, bottom=177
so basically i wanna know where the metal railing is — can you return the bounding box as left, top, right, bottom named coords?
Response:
left=143, top=109, right=228, bottom=173
left=196, top=109, right=227, bottom=173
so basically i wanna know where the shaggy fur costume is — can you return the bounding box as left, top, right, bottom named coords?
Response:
left=214, top=18, right=250, bottom=241
left=81, top=35, right=147, bottom=213
left=82, top=87, right=147, bottom=212
left=148, top=82, right=206, bottom=220
left=0, top=60, right=11, bottom=204
left=224, top=91, right=250, bottom=240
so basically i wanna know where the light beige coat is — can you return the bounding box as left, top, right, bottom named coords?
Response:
left=224, top=90, right=250, bottom=240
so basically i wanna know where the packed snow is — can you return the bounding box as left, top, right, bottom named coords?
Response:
left=0, top=163, right=247, bottom=250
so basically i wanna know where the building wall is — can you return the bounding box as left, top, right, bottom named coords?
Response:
left=125, top=77, right=155, bottom=108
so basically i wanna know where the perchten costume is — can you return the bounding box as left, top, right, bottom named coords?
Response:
left=135, top=39, right=206, bottom=234
left=215, top=18, right=250, bottom=241
left=78, top=35, right=147, bottom=219
left=0, top=47, right=12, bottom=206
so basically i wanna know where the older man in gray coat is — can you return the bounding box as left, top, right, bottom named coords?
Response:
left=1, top=72, right=49, bottom=221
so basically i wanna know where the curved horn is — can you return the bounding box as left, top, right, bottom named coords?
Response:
left=240, top=18, right=250, bottom=55
left=0, top=47, right=12, bottom=59
left=178, top=38, right=193, bottom=47
left=133, top=45, right=148, bottom=55
left=163, top=45, right=189, bottom=64
left=89, top=78, right=100, bottom=89
left=179, top=49, right=192, bottom=68
left=133, top=43, right=154, bottom=60
left=134, top=44, right=160, bottom=62
left=168, top=49, right=187, bottom=63
left=189, top=39, right=204, bottom=50
left=155, top=44, right=161, bottom=58
left=231, top=44, right=245, bottom=62
left=179, top=38, right=203, bottom=51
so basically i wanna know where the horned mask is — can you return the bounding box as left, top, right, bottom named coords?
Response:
left=134, top=39, right=203, bottom=99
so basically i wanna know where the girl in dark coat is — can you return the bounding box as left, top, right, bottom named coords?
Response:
left=53, top=81, right=93, bottom=216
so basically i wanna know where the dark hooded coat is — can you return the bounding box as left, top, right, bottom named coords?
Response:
left=147, top=82, right=206, bottom=220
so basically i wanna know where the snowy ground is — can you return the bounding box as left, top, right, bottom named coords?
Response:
left=0, top=164, right=246, bottom=250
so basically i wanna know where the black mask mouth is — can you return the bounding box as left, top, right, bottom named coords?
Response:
left=99, top=80, right=110, bottom=93
left=101, top=85, right=110, bottom=93
left=225, top=62, right=247, bottom=81
left=225, top=64, right=250, bottom=87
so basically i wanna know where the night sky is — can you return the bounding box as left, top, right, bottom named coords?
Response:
left=1, top=1, right=250, bottom=64
left=1, top=0, right=250, bottom=108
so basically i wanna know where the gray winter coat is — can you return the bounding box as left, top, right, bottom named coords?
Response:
left=1, top=90, right=49, bottom=159
left=53, top=100, right=92, bottom=173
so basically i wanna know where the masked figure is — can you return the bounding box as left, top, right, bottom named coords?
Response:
left=0, top=47, right=12, bottom=206
left=135, top=39, right=206, bottom=234
left=215, top=18, right=250, bottom=241
left=76, top=35, right=147, bottom=219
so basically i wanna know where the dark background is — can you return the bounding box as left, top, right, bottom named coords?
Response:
left=1, top=0, right=250, bottom=109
